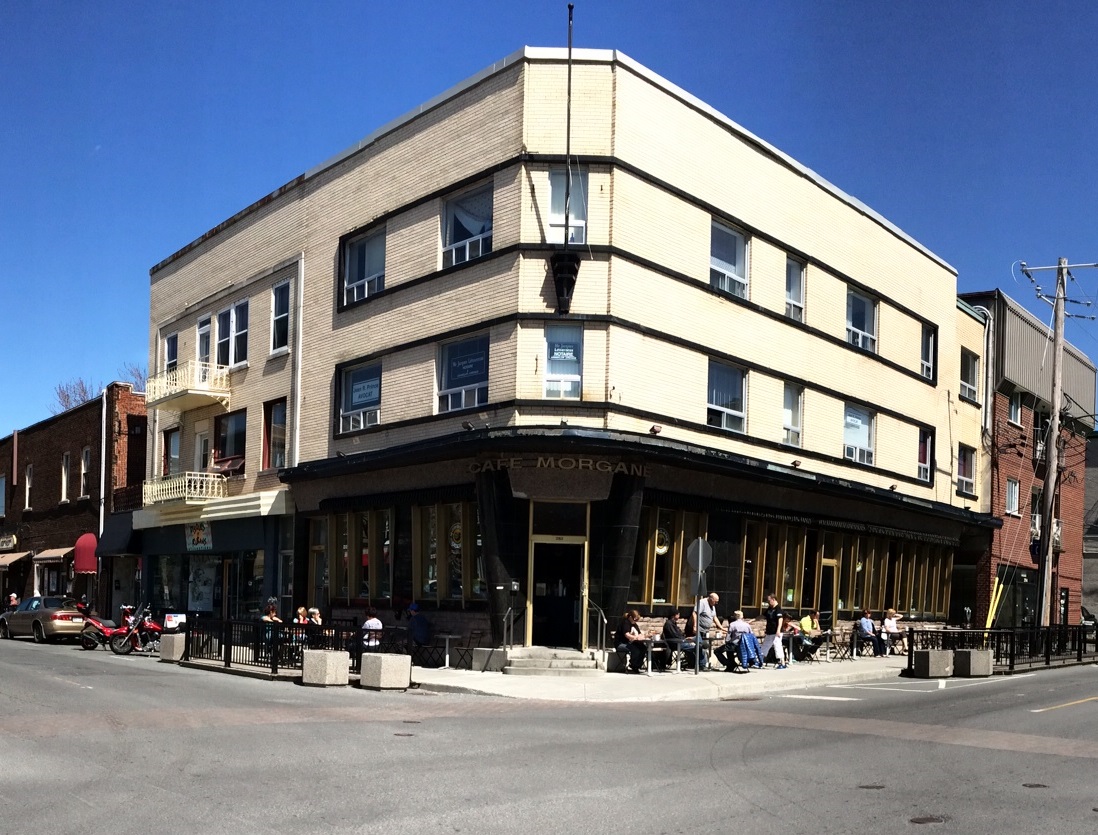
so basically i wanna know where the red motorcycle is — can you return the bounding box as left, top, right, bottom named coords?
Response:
left=76, top=603, right=130, bottom=651
left=109, top=604, right=164, bottom=655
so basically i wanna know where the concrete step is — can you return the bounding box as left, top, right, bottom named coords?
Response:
left=507, top=657, right=599, bottom=670
left=507, top=647, right=591, bottom=661
left=502, top=665, right=604, bottom=677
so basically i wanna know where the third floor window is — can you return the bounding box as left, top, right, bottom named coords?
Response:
left=443, top=186, right=493, bottom=269
left=960, top=349, right=979, bottom=402
left=846, top=289, right=877, bottom=353
left=344, top=227, right=385, bottom=304
left=549, top=168, right=587, bottom=244
left=710, top=221, right=748, bottom=300
left=217, top=301, right=248, bottom=367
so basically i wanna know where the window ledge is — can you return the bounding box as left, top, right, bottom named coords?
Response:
left=269, top=347, right=290, bottom=359
left=1005, top=511, right=1022, bottom=518
left=59, top=500, right=69, bottom=506
left=1007, top=419, right=1024, bottom=429
left=956, top=489, right=978, bottom=500
left=958, top=394, right=981, bottom=408
left=77, top=494, right=90, bottom=501
left=230, top=361, right=250, bottom=371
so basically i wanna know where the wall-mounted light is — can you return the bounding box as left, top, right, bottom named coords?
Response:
left=889, top=484, right=898, bottom=491
left=560, top=419, right=569, bottom=427
left=791, top=460, right=802, bottom=468
left=649, top=425, right=662, bottom=435
left=461, top=421, right=475, bottom=431
left=336, top=451, right=347, bottom=458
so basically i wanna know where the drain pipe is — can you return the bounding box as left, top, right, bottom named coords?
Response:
left=292, top=252, right=305, bottom=466
left=972, top=305, right=994, bottom=438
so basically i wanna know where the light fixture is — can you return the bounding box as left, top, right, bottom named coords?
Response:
left=336, top=451, right=347, bottom=458
left=550, top=251, right=581, bottom=314
left=791, top=460, right=802, bottom=468
left=560, top=419, right=569, bottom=427
left=649, top=424, right=662, bottom=435
left=889, top=484, right=898, bottom=491
left=461, top=420, right=475, bottom=431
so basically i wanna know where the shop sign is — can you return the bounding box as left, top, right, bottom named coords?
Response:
left=469, top=456, right=648, bottom=476
left=0, top=533, right=15, bottom=551
left=186, top=521, right=213, bottom=552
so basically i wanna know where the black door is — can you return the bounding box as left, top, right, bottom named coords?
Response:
left=532, top=543, right=583, bottom=649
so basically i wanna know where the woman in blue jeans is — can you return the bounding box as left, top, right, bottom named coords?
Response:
left=615, top=610, right=650, bottom=673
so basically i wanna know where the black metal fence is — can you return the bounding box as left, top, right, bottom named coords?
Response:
left=907, top=626, right=1098, bottom=673
left=184, top=620, right=410, bottom=676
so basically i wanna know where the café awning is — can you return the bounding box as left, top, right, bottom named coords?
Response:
left=33, top=547, right=73, bottom=564
left=74, top=533, right=98, bottom=574
left=0, top=551, right=31, bottom=569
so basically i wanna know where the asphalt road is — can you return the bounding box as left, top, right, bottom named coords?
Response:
left=2, top=639, right=1096, bottom=834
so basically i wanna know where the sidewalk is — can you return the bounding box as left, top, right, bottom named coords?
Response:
left=410, top=654, right=909, bottom=702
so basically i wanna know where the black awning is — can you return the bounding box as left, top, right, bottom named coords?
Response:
left=96, top=513, right=141, bottom=556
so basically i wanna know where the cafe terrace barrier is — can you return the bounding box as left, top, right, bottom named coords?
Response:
left=906, top=625, right=1098, bottom=674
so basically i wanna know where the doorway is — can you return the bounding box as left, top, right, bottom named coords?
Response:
left=819, top=560, right=838, bottom=628
left=531, top=543, right=584, bottom=649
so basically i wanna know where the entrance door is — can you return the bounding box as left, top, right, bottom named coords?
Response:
left=531, top=543, right=583, bottom=649
left=819, top=561, right=838, bottom=629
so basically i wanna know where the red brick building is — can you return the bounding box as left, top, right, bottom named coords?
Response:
left=0, top=383, right=146, bottom=615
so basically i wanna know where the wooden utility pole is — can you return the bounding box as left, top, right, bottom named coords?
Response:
left=1038, top=257, right=1066, bottom=627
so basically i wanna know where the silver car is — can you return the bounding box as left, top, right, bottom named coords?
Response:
left=0, top=596, right=85, bottom=642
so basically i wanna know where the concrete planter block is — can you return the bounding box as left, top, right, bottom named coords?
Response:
left=471, top=646, right=508, bottom=672
left=158, top=633, right=186, bottom=663
left=954, top=648, right=993, bottom=677
left=302, top=649, right=350, bottom=686
left=360, top=653, right=411, bottom=690
left=912, top=649, right=953, bottom=678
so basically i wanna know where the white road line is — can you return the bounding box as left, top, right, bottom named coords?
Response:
left=779, top=694, right=860, bottom=701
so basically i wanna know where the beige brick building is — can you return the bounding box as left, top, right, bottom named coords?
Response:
left=137, top=48, right=1000, bottom=646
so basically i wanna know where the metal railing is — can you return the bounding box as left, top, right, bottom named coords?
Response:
left=143, top=471, right=226, bottom=505
left=586, top=599, right=609, bottom=660
left=907, top=626, right=1098, bottom=673
left=146, top=360, right=231, bottom=406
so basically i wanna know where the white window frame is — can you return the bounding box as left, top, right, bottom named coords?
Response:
left=846, top=289, right=877, bottom=352
left=194, top=422, right=211, bottom=472
left=264, top=398, right=288, bottom=469
left=1008, top=391, right=1023, bottom=426
left=843, top=404, right=875, bottom=465
left=60, top=452, right=70, bottom=503
left=438, top=335, right=490, bottom=413
left=164, top=333, right=178, bottom=372
left=80, top=446, right=91, bottom=497
left=785, top=258, right=805, bottom=322
left=921, top=325, right=935, bottom=379
left=271, top=281, right=290, bottom=353
left=707, top=360, right=746, bottom=433
left=544, top=324, right=582, bottom=399
left=0, top=475, right=5, bottom=518
left=24, top=464, right=32, bottom=510
left=164, top=427, right=181, bottom=477
left=960, top=349, right=979, bottom=402
left=548, top=167, right=587, bottom=244
left=344, top=227, right=386, bottom=304
left=1006, top=477, right=1021, bottom=515
left=710, top=221, right=748, bottom=299
left=216, top=301, right=249, bottom=367
left=340, top=363, right=382, bottom=433
left=957, top=444, right=976, bottom=495
left=442, top=185, right=493, bottom=269
left=917, top=429, right=932, bottom=482
left=782, top=382, right=803, bottom=446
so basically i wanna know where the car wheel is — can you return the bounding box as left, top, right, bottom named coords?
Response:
left=32, top=622, right=46, bottom=644
left=0, top=621, right=8, bottom=639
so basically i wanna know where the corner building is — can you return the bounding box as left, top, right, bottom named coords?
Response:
left=142, top=48, right=996, bottom=644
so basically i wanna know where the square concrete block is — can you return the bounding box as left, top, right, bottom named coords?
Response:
left=912, top=649, right=953, bottom=678
left=954, top=648, right=993, bottom=677
left=471, top=646, right=508, bottom=672
left=158, top=633, right=186, bottom=663
left=360, top=653, right=411, bottom=690
left=302, top=649, right=350, bottom=686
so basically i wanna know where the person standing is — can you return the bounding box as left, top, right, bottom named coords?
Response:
left=688, top=593, right=722, bottom=670
left=760, top=593, right=788, bottom=669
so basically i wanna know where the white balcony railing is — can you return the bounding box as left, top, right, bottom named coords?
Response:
left=143, top=471, right=227, bottom=506
left=146, top=361, right=231, bottom=410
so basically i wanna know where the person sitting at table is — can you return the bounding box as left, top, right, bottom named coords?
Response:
left=716, top=610, right=763, bottom=671
left=361, top=606, right=383, bottom=652
left=658, top=610, right=687, bottom=671
left=856, top=609, right=887, bottom=657
left=881, top=608, right=906, bottom=654
left=615, top=609, right=650, bottom=674
left=797, top=609, right=829, bottom=659
left=293, top=606, right=309, bottom=624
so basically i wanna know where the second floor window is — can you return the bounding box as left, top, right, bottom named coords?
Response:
left=344, top=227, right=385, bottom=304
left=163, top=428, right=181, bottom=476
left=217, top=301, right=249, bottom=367
left=921, top=325, right=935, bottom=379
left=918, top=429, right=933, bottom=482
left=549, top=168, right=587, bottom=244
left=710, top=221, right=747, bottom=299
left=785, top=258, right=804, bottom=322
left=264, top=399, right=287, bottom=469
left=846, top=289, right=877, bottom=352
left=957, top=444, right=976, bottom=495
left=340, top=363, right=381, bottom=433
left=60, top=452, right=70, bottom=502
left=271, top=282, right=290, bottom=352
left=544, top=324, right=582, bottom=399
left=843, top=404, right=874, bottom=465
left=443, top=186, right=493, bottom=269
left=0, top=475, right=5, bottom=517
left=706, top=360, right=746, bottom=433
left=215, top=410, right=247, bottom=470
left=165, top=333, right=178, bottom=372
left=782, top=382, right=803, bottom=446
left=439, top=335, right=489, bottom=413
left=80, top=446, right=91, bottom=496
left=24, top=464, right=32, bottom=509
left=1008, top=390, right=1023, bottom=425
left=960, top=349, right=979, bottom=402
left=1006, top=477, right=1020, bottom=515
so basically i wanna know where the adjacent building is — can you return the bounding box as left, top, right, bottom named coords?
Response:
left=140, top=47, right=1009, bottom=646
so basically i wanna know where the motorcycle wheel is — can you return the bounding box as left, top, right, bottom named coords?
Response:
left=109, top=634, right=135, bottom=655
left=79, top=630, right=100, bottom=651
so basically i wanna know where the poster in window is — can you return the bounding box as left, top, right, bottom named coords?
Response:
left=351, top=377, right=380, bottom=407
left=188, top=558, right=217, bottom=611
left=448, top=345, right=487, bottom=384
left=549, top=342, right=577, bottom=362
left=186, top=521, right=213, bottom=552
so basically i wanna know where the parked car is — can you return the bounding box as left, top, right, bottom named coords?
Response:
left=0, top=596, right=85, bottom=643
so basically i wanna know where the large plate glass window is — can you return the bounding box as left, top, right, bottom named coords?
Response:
left=843, top=403, right=874, bottom=465
left=846, top=289, right=877, bottom=352
left=710, top=221, right=748, bottom=299
left=340, top=363, right=381, bottom=432
left=271, top=282, right=290, bottom=352
left=442, top=185, right=493, bottom=268
left=439, top=335, right=489, bottom=413
left=544, top=324, right=582, bottom=398
left=549, top=167, right=587, bottom=244
left=344, top=227, right=385, bottom=304
left=706, top=360, right=746, bottom=433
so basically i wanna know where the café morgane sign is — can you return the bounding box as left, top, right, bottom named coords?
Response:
left=469, top=456, right=648, bottom=476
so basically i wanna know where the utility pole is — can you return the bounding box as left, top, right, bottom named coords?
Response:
left=1038, top=257, right=1066, bottom=628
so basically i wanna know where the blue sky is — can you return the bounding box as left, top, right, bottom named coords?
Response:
left=4, top=1, right=1098, bottom=432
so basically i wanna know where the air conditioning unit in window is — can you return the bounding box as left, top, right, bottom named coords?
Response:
left=1030, top=513, right=1041, bottom=541
left=1053, top=518, right=1063, bottom=551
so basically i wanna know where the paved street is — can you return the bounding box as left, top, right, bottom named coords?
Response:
left=2, top=640, right=1097, bottom=834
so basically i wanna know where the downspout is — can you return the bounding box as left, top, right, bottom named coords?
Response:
left=972, top=305, right=994, bottom=437
left=292, top=252, right=305, bottom=466
left=99, top=386, right=108, bottom=536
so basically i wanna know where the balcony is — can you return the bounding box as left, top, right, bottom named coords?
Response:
left=146, top=361, right=230, bottom=411
left=143, top=471, right=227, bottom=506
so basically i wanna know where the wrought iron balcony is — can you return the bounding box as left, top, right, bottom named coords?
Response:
left=146, top=361, right=230, bottom=411
left=143, top=471, right=227, bottom=506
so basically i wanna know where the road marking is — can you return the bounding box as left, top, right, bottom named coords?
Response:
left=779, top=694, right=860, bottom=701
left=829, top=673, right=1035, bottom=694
left=1031, top=696, right=1098, bottom=713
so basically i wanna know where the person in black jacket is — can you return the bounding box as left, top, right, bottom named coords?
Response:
left=658, top=610, right=687, bottom=671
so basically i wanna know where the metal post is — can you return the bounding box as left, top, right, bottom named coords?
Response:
left=1038, top=257, right=1065, bottom=628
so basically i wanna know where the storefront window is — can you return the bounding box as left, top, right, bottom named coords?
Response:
left=800, top=530, right=818, bottom=609
left=152, top=555, right=185, bottom=612
left=782, top=526, right=803, bottom=607
left=310, top=518, right=329, bottom=613
left=419, top=506, right=438, bottom=599
left=629, top=508, right=651, bottom=603
left=742, top=523, right=762, bottom=608
left=762, top=525, right=780, bottom=601
left=188, top=556, right=218, bottom=612
left=652, top=508, right=675, bottom=604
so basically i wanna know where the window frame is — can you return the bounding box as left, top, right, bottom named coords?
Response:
left=921, top=325, right=935, bottom=380
left=544, top=323, right=583, bottom=399
left=710, top=221, right=748, bottom=300
left=843, top=403, right=875, bottom=466
left=442, top=184, right=493, bottom=269
left=196, top=316, right=211, bottom=365
left=785, top=257, right=805, bottom=322
left=846, top=289, right=878, bottom=353
left=339, top=363, right=382, bottom=433
left=263, top=398, right=288, bottom=469
left=438, top=334, right=489, bottom=414
left=24, top=464, right=32, bottom=510
left=782, top=381, right=803, bottom=447
left=706, top=360, right=747, bottom=434
left=1005, top=477, right=1021, bottom=515
left=1008, top=391, right=1023, bottom=426
left=957, top=444, right=976, bottom=496
left=214, top=409, right=247, bottom=473
left=0, top=474, right=5, bottom=518
left=216, top=300, right=249, bottom=367
left=917, top=429, right=933, bottom=483
left=548, top=167, right=588, bottom=245
left=164, top=333, right=178, bottom=372
left=80, top=446, right=91, bottom=497
left=163, top=427, right=181, bottom=477
left=271, top=281, right=290, bottom=353
left=343, top=226, right=386, bottom=304
left=960, top=349, right=979, bottom=402
left=60, top=452, right=70, bottom=503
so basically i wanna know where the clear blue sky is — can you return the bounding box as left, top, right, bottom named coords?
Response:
left=4, top=1, right=1098, bottom=432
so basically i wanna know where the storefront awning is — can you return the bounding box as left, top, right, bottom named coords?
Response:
left=0, top=551, right=31, bottom=569
left=96, top=512, right=140, bottom=556
left=74, top=533, right=97, bottom=574
left=33, top=547, right=73, bottom=564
